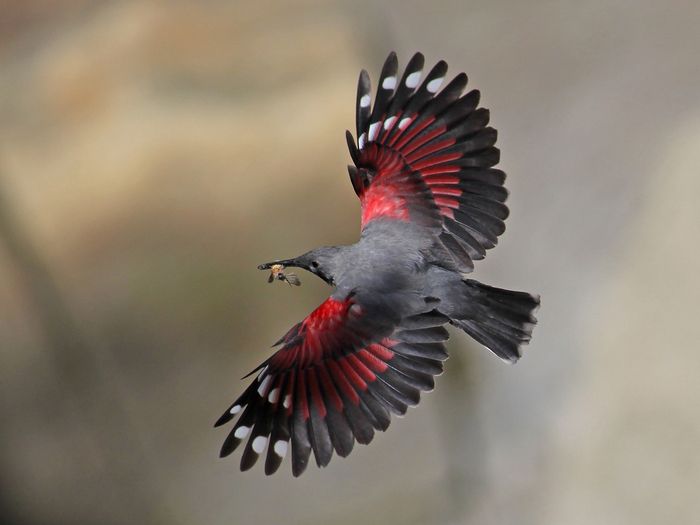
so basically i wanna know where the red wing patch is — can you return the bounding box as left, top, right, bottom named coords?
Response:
left=355, top=143, right=440, bottom=230
left=360, top=183, right=409, bottom=227
left=349, top=52, right=510, bottom=272
left=215, top=301, right=450, bottom=476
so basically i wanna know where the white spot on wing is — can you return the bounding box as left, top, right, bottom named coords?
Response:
left=399, top=117, right=412, bottom=130
left=234, top=425, right=250, bottom=439
left=426, top=77, right=444, bottom=93
left=358, top=133, right=366, bottom=149
left=229, top=404, right=242, bottom=415
left=268, top=388, right=280, bottom=403
left=368, top=122, right=380, bottom=141
left=405, top=71, right=422, bottom=88
left=283, top=394, right=291, bottom=409
left=383, top=116, right=397, bottom=130
left=257, top=375, right=272, bottom=397
left=257, top=366, right=268, bottom=380
left=252, top=436, right=268, bottom=454
left=359, top=94, right=371, bottom=108
left=274, top=440, right=288, bottom=458
left=382, top=76, right=397, bottom=89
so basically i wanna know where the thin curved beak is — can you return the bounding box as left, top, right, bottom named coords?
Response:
left=257, top=258, right=297, bottom=270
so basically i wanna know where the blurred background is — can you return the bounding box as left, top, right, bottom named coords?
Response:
left=1, top=1, right=699, bottom=524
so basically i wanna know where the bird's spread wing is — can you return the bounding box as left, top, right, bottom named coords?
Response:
left=215, top=295, right=449, bottom=476
left=347, top=52, right=509, bottom=272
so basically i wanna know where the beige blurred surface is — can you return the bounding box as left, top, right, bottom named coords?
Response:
left=1, top=1, right=699, bottom=524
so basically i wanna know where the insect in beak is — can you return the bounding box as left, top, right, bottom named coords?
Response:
left=267, top=264, right=301, bottom=287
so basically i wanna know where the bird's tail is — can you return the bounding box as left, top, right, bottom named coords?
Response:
left=441, top=278, right=540, bottom=363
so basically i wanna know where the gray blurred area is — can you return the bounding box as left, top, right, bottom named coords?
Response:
left=1, top=1, right=699, bottom=524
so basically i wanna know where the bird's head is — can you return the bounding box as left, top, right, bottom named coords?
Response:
left=258, top=246, right=343, bottom=286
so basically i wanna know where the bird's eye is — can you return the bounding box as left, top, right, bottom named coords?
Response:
left=311, top=261, right=319, bottom=269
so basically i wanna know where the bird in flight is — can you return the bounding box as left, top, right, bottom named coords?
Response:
left=215, top=52, right=540, bottom=476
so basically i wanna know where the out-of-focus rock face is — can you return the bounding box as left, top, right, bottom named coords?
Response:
left=1, top=1, right=359, bottom=259
left=0, top=3, right=368, bottom=524
left=1, top=1, right=699, bottom=525
left=0, top=0, right=362, bottom=373
left=543, top=119, right=700, bottom=525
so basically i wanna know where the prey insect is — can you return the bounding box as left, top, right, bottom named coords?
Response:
left=267, top=264, right=301, bottom=286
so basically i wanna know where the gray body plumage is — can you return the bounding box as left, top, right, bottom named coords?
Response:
left=287, top=218, right=538, bottom=363
left=217, top=52, right=540, bottom=476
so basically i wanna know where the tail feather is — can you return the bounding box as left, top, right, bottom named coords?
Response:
left=444, top=278, right=539, bottom=363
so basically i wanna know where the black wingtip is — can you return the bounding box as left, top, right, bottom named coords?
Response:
left=347, top=165, right=362, bottom=197
left=356, top=70, right=371, bottom=137
left=219, top=435, right=239, bottom=458
left=357, top=70, right=371, bottom=102
left=407, top=51, right=424, bottom=61
left=358, top=68, right=370, bottom=86
left=214, top=412, right=231, bottom=428
left=291, top=454, right=309, bottom=477
left=264, top=456, right=283, bottom=476
left=240, top=450, right=260, bottom=472
left=346, top=130, right=359, bottom=164
left=241, top=359, right=269, bottom=380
